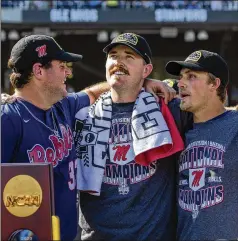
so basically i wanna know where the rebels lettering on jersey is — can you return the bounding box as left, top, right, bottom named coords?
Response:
left=27, top=124, right=73, bottom=166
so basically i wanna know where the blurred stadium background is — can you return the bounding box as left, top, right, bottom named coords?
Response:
left=1, top=0, right=238, bottom=105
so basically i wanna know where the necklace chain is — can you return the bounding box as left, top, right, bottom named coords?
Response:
left=19, top=100, right=60, bottom=136
left=51, top=110, right=59, bottom=136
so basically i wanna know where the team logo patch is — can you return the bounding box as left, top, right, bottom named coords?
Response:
left=109, top=142, right=134, bottom=165
left=115, top=33, right=138, bottom=46
left=189, top=167, right=205, bottom=191
left=36, top=45, right=47, bottom=58
left=185, top=51, right=202, bottom=62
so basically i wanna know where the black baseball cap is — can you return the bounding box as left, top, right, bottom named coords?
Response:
left=165, top=50, right=229, bottom=86
left=10, top=35, right=82, bottom=72
left=103, top=33, right=152, bottom=64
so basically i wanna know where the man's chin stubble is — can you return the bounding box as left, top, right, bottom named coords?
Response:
left=180, top=102, right=189, bottom=111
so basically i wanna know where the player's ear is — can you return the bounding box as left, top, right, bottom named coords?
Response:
left=143, top=64, right=153, bottom=79
left=214, top=78, right=221, bottom=89
left=32, top=63, right=43, bottom=79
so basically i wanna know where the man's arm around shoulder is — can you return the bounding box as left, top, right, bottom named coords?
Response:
left=82, top=82, right=110, bottom=105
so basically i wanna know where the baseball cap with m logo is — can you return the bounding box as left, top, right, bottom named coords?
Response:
left=10, top=35, right=83, bottom=72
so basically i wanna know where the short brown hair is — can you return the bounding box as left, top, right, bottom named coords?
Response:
left=8, top=59, right=52, bottom=89
left=207, top=73, right=227, bottom=103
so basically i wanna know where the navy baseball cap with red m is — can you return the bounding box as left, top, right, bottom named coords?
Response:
left=165, top=50, right=229, bottom=86
left=10, top=35, right=82, bottom=72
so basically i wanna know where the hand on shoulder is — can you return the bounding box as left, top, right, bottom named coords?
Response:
left=144, top=78, right=177, bottom=104
left=1, top=93, right=17, bottom=104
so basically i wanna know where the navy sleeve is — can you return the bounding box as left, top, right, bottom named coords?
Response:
left=168, top=98, right=193, bottom=140
left=1, top=106, right=21, bottom=163
left=60, top=92, right=90, bottom=121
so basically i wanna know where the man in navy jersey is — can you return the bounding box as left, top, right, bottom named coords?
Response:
left=75, top=33, right=191, bottom=241
left=166, top=50, right=238, bottom=240
left=1, top=34, right=175, bottom=240
left=1, top=35, right=114, bottom=241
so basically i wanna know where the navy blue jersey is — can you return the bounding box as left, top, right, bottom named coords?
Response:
left=177, top=110, right=238, bottom=240
left=1, top=92, right=90, bottom=240
left=78, top=98, right=192, bottom=241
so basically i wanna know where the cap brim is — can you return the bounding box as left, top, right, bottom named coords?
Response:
left=56, top=51, right=83, bottom=62
left=103, top=42, right=147, bottom=62
left=165, top=61, right=205, bottom=76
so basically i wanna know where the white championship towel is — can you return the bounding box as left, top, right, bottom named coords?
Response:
left=75, top=89, right=177, bottom=196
